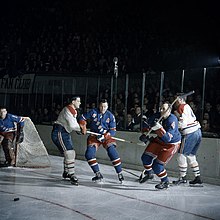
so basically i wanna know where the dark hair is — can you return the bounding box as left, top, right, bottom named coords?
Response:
left=0, top=106, right=7, bottom=110
left=71, top=96, right=80, bottom=102
left=99, top=99, right=108, bottom=104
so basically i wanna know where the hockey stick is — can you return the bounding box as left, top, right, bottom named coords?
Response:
left=122, top=168, right=140, bottom=177
left=86, top=130, right=145, bottom=146
left=145, top=90, right=195, bottom=137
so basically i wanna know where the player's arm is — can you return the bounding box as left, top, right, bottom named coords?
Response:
left=153, top=117, right=177, bottom=143
left=177, top=104, right=189, bottom=129
left=78, top=110, right=93, bottom=135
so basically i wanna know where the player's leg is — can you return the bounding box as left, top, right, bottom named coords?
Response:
left=154, top=143, right=179, bottom=189
left=188, top=129, right=203, bottom=186
left=172, top=153, right=188, bottom=185
left=1, top=133, right=16, bottom=166
left=51, top=125, right=78, bottom=185
left=139, top=153, right=154, bottom=183
left=173, top=136, right=189, bottom=185
left=139, top=141, right=160, bottom=183
left=152, top=160, right=169, bottom=189
left=106, top=144, right=124, bottom=182
left=85, top=145, right=103, bottom=182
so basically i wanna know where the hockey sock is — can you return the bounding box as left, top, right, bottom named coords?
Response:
left=141, top=153, right=154, bottom=173
left=187, top=155, right=200, bottom=177
left=152, top=160, right=168, bottom=182
left=177, top=154, right=188, bottom=177
left=64, top=150, right=75, bottom=175
left=85, top=146, right=100, bottom=173
left=107, top=145, right=122, bottom=173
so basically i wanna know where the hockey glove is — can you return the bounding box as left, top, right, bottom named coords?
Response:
left=151, top=122, right=162, bottom=131
left=139, top=134, right=150, bottom=144
left=16, top=130, right=24, bottom=144
left=97, top=135, right=105, bottom=142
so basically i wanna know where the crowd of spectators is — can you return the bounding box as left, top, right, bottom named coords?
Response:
left=12, top=78, right=220, bottom=137
left=1, top=1, right=219, bottom=77
left=1, top=1, right=220, bottom=136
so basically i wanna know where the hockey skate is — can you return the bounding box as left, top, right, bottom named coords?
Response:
left=92, top=172, right=103, bottom=182
left=139, top=170, right=154, bottom=183
left=189, top=176, right=203, bottom=187
left=70, top=175, right=79, bottom=186
left=155, top=181, right=170, bottom=190
left=0, top=161, right=15, bottom=168
left=118, top=173, right=124, bottom=183
left=62, top=171, right=71, bottom=179
left=172, top=176, right=187, bottom=185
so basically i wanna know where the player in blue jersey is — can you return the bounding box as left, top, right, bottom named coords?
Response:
left=0, top=106, right=25, bottom=166
left=79, top=99, right=124, bottom=183
left=139, top=102, right=181, bottom=189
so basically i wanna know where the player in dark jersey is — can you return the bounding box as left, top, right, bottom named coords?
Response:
left=139, top=102, right=181, bottom=189
left=79, top=99, right=124, bottom=183
left=0, top=106, right=25, bottom=166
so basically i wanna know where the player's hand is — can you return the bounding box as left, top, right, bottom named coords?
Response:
left=139, top=134, right=150, bottom=144
left=79, top=124, right=87, bottom=135
left=97, top=135, right=105, bottom=142
left=104, top=133, right=111, bottom=140
left=151, top=122, right=162, bottom=131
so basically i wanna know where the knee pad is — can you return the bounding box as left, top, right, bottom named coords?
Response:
left=177, top=153, right=187, bottom=167
left=85, top=146, right=96, bottom=160
left=64, top=150, right=75, bottom=175
left=187, top=154, right=198, bottom=167
left=141, top=153, right=154, bottom=166
left=64, top=150, right=75, bottom=162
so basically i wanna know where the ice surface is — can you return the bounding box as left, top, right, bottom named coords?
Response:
left=0, top=155, right=220, bottom=220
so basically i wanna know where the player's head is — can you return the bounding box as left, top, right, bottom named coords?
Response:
left=99, top=99, right=108, bottom=114
left=71, top=96, right=81, bottom=109
left=160, top=102, right=171, bottom=119
left=175, top=92, right=187, bottom=105
left=0, top=106, right=7, bottom=119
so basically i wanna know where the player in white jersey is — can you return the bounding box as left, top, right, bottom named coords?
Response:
left=173, top=94, right=203, bottom=186
left=51, top=96, right=82, bottom=185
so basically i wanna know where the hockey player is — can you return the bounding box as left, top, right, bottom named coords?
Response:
left=0, top=106, right=25, bottom=167
left=79, top=99, right=124, bottom=183
left=51, top=96, right=82, bottom=185
left=172, top=94, right=203, bottom=186
left=139, top=102, right=181, bottom=189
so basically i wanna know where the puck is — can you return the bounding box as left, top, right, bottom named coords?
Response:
left=14, top=197, right=20, bottom=201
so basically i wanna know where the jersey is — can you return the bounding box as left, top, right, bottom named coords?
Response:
left=80, top=108, right=116, bottom=136
left=0, top=113, right=25, bottom=134
left=55, top=105, right=80, bottom=133
left=143, top=112, right=181, bottom=144
left=177, top=104, right=201, bottom=135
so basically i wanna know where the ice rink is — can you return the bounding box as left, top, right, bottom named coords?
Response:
left=0, top=155, right=220, bottom=220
